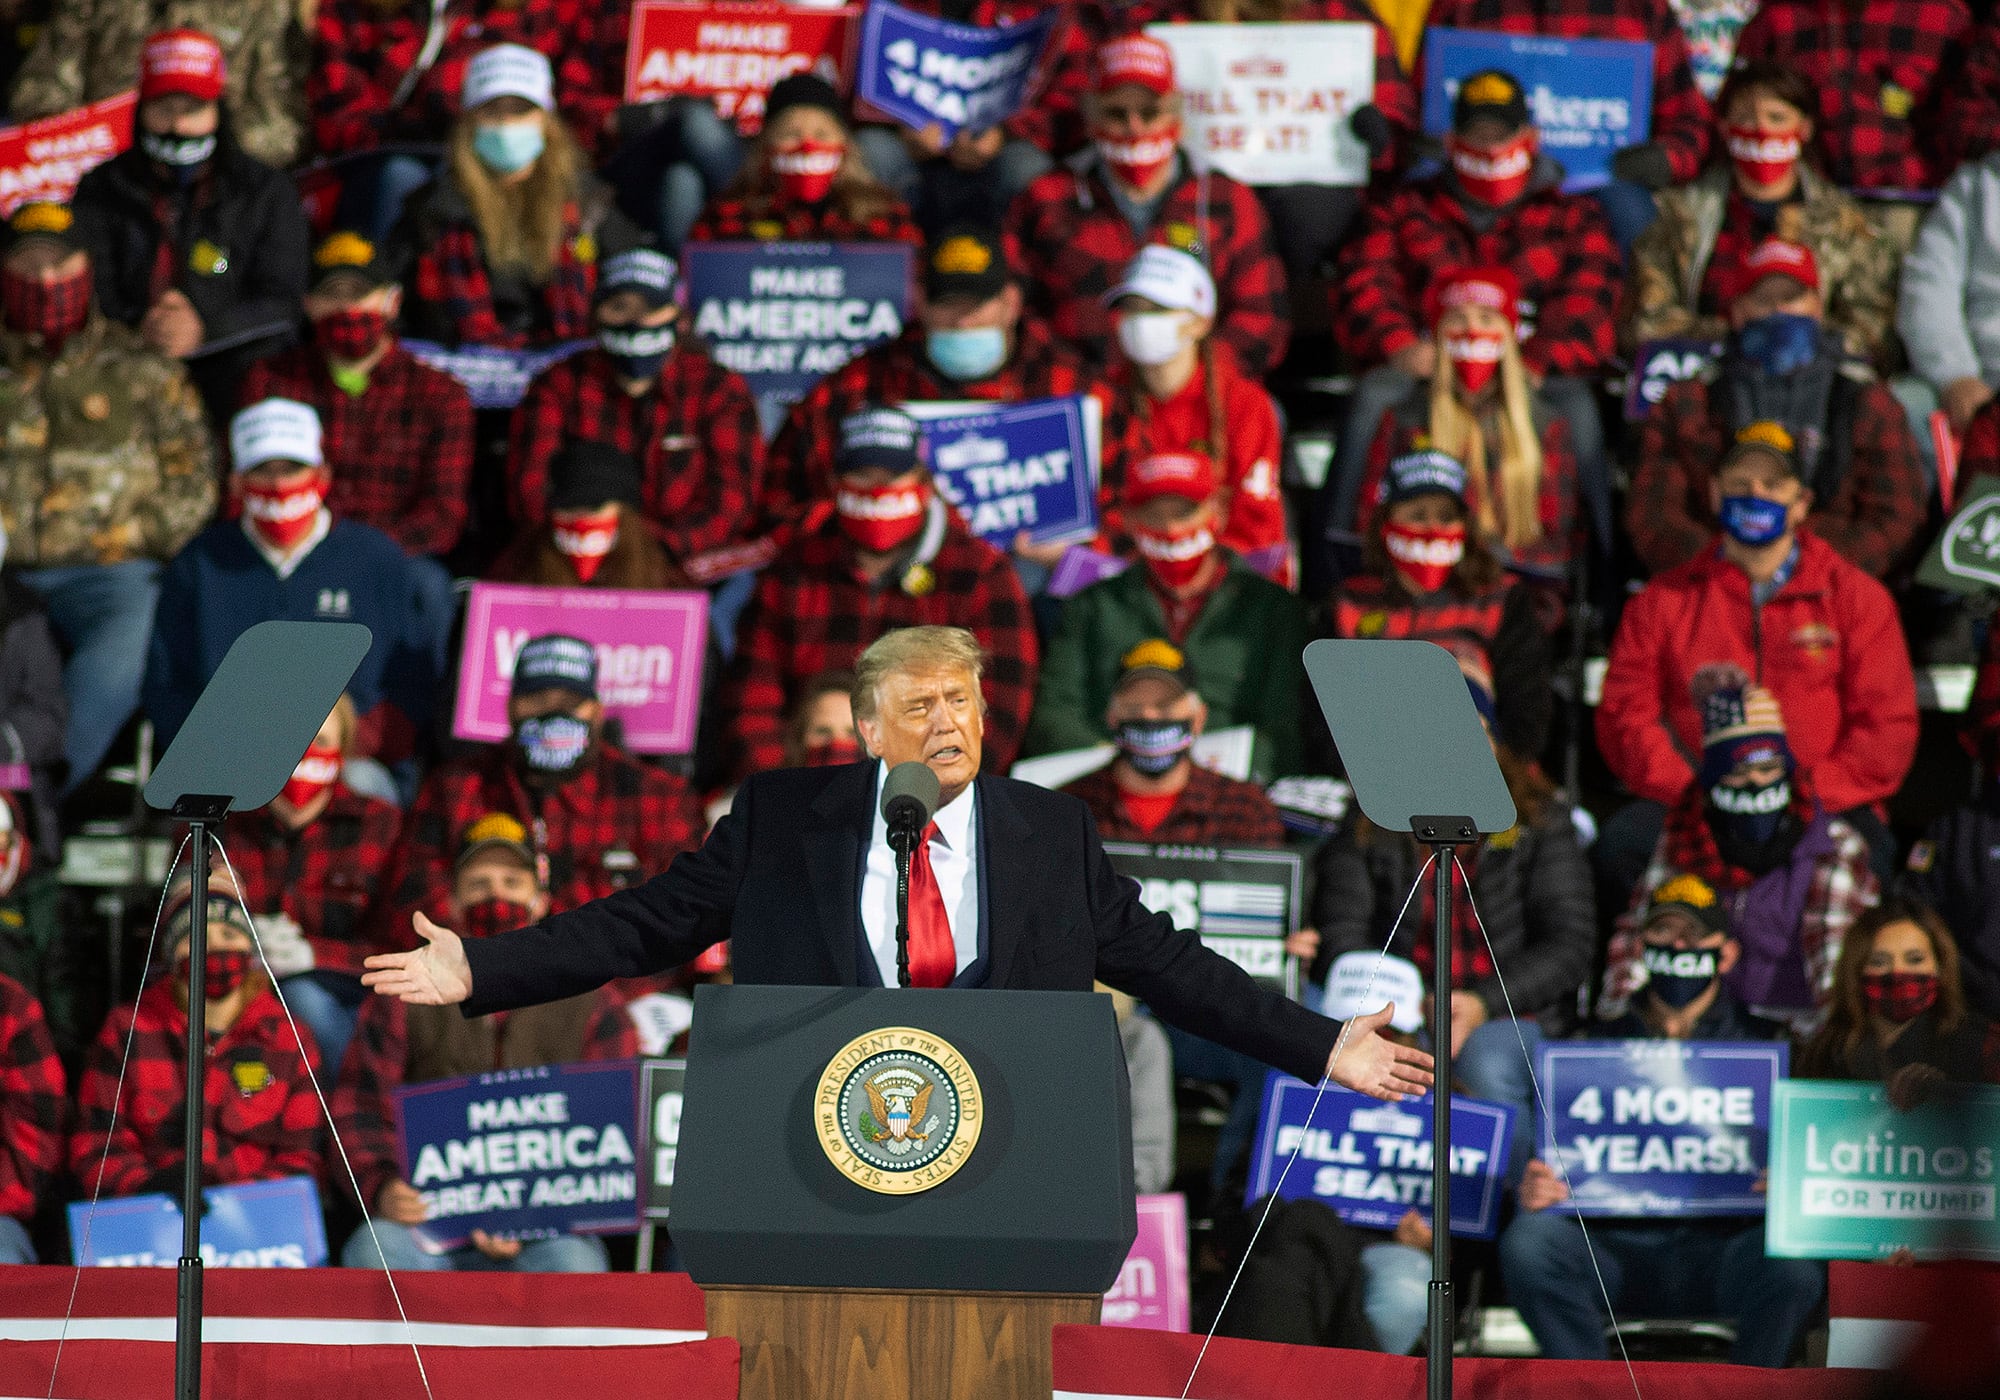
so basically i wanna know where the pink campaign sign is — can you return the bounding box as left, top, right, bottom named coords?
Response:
left=1101, top=1192, right=1190, bottom=1331
left=453, top=583, right=709, bottom=754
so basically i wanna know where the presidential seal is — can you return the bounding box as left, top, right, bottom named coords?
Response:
left=815, top=1027, right=982, bottom=1195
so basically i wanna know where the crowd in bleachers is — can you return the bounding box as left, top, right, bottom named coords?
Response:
left=3, top=0, right=2000, bottom=1366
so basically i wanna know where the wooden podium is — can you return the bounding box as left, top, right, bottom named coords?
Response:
left=672, top=986, right=1137, bottom=1400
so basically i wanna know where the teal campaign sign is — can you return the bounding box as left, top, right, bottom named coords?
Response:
left=1767, top=1080, right=2000, bottom=1261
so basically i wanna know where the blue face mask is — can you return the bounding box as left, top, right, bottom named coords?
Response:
left=1735, top=312, right=1821, bottom=377
left=1718, top=493, right=1790, bottom=546
left=473, top=119, right=546, bottom=175
left=925, top=326, right=1007, bottom=382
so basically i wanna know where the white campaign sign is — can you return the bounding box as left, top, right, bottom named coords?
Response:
left=1144, top=22, right=1376, bottom=186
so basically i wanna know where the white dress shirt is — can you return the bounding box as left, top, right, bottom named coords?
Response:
left=860, top=765, right=980, bottom=987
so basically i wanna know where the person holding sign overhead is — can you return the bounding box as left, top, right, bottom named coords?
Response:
left=1005, top=33, right=1292, bottom=377
left=725, top=407, right=1040, bottom=777
left=1499, top=873, right=1822, bottom=1368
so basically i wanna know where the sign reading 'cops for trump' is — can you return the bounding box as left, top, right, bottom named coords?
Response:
left=683, top=240, right=912, bottom=432
left=394, top=1061, right=643, bottom=1252
left=854, top=0, right=1059, bottom=138
left=1248, top=1075, right=1516, bottom=1239
left=905, top=396, right=1102, bottom=547
left=69, top=1177, right=328, bottom=1268
left=1102, top=842, right=1302, bottom=994
left=1421, top=28, right=1654, bottom=191
left=1538, top=1040, right=1787, bottom=1217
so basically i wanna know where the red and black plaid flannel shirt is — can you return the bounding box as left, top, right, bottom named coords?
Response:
left=1939, top=19, right=2000, bottom=168
left=0, top=973, right=64, bottom=1223
left=72, top=981, right=323, bottom=1200
left=1412, top=851, right=1496, bottom=991
left=1733, top=0, right=1973, bottom=192
left=723, top=513, right=1041, bottom=777
left=688, top=196, right=926, bottom=250
left=381, top=742, right=704, bottom=938
left=409, top=210, right=600, bottom=349
left=1335, top=173, right=1622, bottom=376
left=222, top=787, right=404, bottom=979
left=1628, top=376, right=1925, bottom=577
left=330, top=989, right=636, bottom=1211
left=1062, top=762, right=1286, bottom=846
left=506, top=344, right=763, bottom=560
left=241, top=345, right=475, bottom=558
left=760, top=320, right=1138, bottom=534
left=1423, top=0, right=1712, bottom=183
left=1958, top=395, right=2000, bottom=501
left=310, top=0, right=620, bottom=159
left=1006, top=157, right=1291, bottom=377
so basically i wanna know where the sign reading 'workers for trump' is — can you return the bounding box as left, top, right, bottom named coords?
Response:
left=1102, top=842, right=1303, bottom=993
left=1248, top=1076, right=1516, bottom=1239
left=624, top=2, right=858, bottom=132
left=69, top=1177, right=328, bottom=1268
left=904, top=396, right=1101, bottom=547
left=1538, top=1040, right=1787, bottom=1216
left=453, top=583, right=709, bottom=754
left=395, top=1061, right=643, bottom=1252
left=1421, top=28, right=1653, bottom=191
left=854, top=0, right=1059, bottom=138
left=1767, top=1080, right=2000, bottom=1262
left=683, top=240, right=912, bottom=432
left=0, top=90, right=135, bottom=216
left=1144, top=23, right=1377, bottom=186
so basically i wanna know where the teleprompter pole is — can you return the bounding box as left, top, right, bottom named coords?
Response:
left=175, top=798, right=229, bottom=1400
left=1415, top=817, right=1476, bottom=1400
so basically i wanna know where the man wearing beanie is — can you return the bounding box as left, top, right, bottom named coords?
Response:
left=72, top=28, right=309, bottom=426
left=143, top=398, right=445, bottom=762
left=242, top=229, right=475, bottom=563
left=507, top=246, right=762, bottom=571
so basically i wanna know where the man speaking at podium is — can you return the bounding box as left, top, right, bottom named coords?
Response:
left=366, top=627, right=1433, bottom=1101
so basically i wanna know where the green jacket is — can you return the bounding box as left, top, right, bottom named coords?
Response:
left=1025, top=553, right=1309, bottom=780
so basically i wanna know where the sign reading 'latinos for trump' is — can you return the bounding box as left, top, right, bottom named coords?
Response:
left=854, top=0, right=1059, bottom=139
left=1421, top=28, right=1654, bottom=191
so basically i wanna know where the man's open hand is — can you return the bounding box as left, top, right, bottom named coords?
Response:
left=1327, top=1004, right=1435, bottom=1101
left=362, top=912, right=472, bottom=1006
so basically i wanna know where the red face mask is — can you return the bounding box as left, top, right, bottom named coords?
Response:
left=804, top=736, right=862, bottom=767
left=2, top=266, right=91, bottom=350
left=1861, top=970, right=1939, bottom=1024
left=182, top=948, right=251, bottom=1001
left=1095, top=127, right=1180, bottom=189
left=836, top=480, right=928, bottom=553
left=553, top=505, right=620, bottom=583
left=1445, top=328, right=1509, bottom=396
left=1383, top=519, right=1467, bottom=593
left=240, top=473, right=326, bottom=551
left=459, top=896, right=533, bottom=942
left=1725, top=125, right=1802, bottom=186
left=281, top=741, right=341, bottom=809
left=314, top=307, right=389, bottom=362
left=1447, top=132, right=1534, bottom=206
left=1133, top=521, right=1215, bottom=589
left=771, top=139, right=843, bottom=203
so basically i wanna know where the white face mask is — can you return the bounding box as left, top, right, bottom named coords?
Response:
left=1117, top=311, right=1190, bottom=367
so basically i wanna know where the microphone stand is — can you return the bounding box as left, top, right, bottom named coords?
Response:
left=890, top=823, right=918, bottom=988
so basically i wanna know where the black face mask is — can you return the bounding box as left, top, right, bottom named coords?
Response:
left=598, top=322, right=675, bottom=383
left=141, top=130, right=216, bottom=185
left=1642, top=942, right=1720, bottom=1008
left=1707, top=786, right=1804, bottom=877
left=513, top=712, right=592, bottom=783
left=1114, top=719, right=1194, bottom=777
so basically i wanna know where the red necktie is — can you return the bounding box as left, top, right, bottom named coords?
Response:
left=905, top=821, right=956, bottom=988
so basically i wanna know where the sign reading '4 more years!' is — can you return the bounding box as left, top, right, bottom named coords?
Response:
left=1102, top=842, right=1303, bottom=996
left=854, top=0, right=1060, bottom=139
left=1767, top=1080, right=2000, bottom=1262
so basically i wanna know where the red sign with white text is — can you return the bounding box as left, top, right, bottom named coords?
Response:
left=0, top=91, right=137, bottom=216
left=624, top=2, right=857, bottom=133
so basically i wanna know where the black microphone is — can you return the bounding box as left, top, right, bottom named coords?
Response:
left=881, top=760, right=940, bottom=854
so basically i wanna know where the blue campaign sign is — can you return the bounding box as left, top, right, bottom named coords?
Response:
left=1420, top=28, right=1654, bottom=191
left=1624, top=336, right=1723, bottom=422
left=394, top=1059, right=642, bottom=1252
left=683, top=240, right=912, bottom=434
left=913, top=395, right=1100, bottom=547
left=856, top=0, right=1059, bottom=138
left=1247, top=1073, right=1515, bottom=1239
left=69, top=1176, right=328, bottom=1268
left=400, top=338, right=592, bottom=410
left=1538, top=1039, right=1788, bottom=1217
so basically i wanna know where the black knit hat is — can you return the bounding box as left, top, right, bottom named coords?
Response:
left=764, top=72, right=843, bottom=128
left=548, top=442, right=643, bottom=511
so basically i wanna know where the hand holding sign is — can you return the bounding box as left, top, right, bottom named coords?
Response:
left=363, top=912, right=473, bottom=1007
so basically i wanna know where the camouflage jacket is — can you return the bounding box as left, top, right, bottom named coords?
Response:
left=9, top=0, right=306, bottom=168
left=0, top=315, right=215, bottom=569
left=1625, top=163, right=1900, bottom=362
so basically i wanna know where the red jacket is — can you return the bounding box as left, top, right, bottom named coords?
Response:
left=1596, top=531, right=1917, bottom=812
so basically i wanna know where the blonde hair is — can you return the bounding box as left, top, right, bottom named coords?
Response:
left=1427, top=335, right=1545, bottom=553
left=851, top=627, right=987, bottom=722
left=446, top=107, right=587, bottom=284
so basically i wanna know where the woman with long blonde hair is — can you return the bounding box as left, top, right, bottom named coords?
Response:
left=395, top=43, right=641, bottom=348
left=1357, top=266, right=1581, bottom=584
